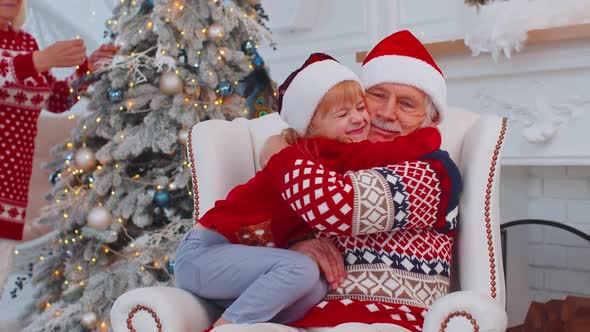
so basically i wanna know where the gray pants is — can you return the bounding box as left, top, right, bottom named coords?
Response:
left=174, top=229, right=328, bottom=324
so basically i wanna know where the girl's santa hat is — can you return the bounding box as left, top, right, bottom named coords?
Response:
left=361, top=30, right=447, bottom=121
left=279, top=53, right=362, bottom=135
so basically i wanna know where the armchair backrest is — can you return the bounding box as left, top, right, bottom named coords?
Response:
left=188, top=108, right=507, bottom=307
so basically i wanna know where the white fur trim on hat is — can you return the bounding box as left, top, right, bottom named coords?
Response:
left=280, top=61, right=363, bottom=136
left=361, top=55, right=447, bottom=122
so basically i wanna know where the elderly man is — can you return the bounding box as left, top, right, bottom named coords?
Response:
left=273, top=30, right=461, bottom=332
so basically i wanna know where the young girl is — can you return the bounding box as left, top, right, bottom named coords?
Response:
left=174, top=53, right=442, bottom=330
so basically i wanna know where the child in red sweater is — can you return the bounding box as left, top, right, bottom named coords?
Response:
left=174, top=54, right=442, bottom=330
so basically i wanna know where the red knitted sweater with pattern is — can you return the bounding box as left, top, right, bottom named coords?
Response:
left=0, top=27, right=88, bottom=240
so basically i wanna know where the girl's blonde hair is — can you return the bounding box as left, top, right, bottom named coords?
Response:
left=282, top=80, right=364, bottom=157
left=13, top=0, right=27, bottom=30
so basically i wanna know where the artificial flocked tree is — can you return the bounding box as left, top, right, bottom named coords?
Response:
left=17, top=0, right=276, bottom=330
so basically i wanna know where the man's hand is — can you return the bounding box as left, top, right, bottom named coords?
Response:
left=88, top=44, right=120, bottom=72
left=289, top=237, right=346, bottom=291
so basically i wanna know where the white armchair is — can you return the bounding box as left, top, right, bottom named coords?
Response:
left=111, top=108, right=509, bottom=332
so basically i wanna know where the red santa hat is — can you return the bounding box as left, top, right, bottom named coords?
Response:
left=361, top=30, right=447, bottom=121
left=278, top=53, right=363, bottom=135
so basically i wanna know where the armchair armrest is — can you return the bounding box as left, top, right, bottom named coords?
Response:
left=423, top=291, right=507, bottom=332
left=456, top=115, right=508, bottom=305
left=110, top=286, right=221, bottom=332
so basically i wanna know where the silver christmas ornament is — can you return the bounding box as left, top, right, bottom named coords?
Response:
left=74, top=147, right=97, bottom=172
left=177, top=128, right=189, bottom=145
left=159, top=72, right=184, bottom=95
left=207, top=23, right=224, bottom=40
left=80, top=311, right=98, bottom=329
left=87, top=206, right=113, bottom=231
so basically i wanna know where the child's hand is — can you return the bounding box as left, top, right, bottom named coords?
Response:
left=33, top=40, right=86, bottom=73
left=88, top=44, right=120, bottom=72
left=259, top=134, right=289, bottom=169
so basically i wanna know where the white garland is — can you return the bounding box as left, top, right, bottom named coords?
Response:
left=463, top=0, right=590, bottom=60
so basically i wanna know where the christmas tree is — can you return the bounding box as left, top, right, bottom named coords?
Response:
left=16, top=0, right=276, bottom=330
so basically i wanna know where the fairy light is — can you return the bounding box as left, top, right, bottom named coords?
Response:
left=118, top=217, right=123, bottom=224
left=115, top=163, right=120, bottom=169
left=130, top=243, right=135, bottom=248
left=134, top=251, right=140, bottom=257
left=103, top=247, right=110, bottom=254
left=147, top=21, right=153, bottom=30
left=79, top=281, right=85, bottom=286
left=64, top=239, right=69, bottom=244
left=63, top=213, right=69, bottom=219
left=129, top=82, right=134, bottom=88
left=156, top=185, right=163, bottom=190
left=97, top=165, right=103, bottom=170
left=140, top=266, right=145, bottom=271
left=74, top=229, right=79, bottom=234
left=14, top=249, right=18, bottom=255
left=45, top=302, right=51, bottom=310
left=153, top=261, right=159, bottom=268
left=91, top=257, right=97, bottom=263
left=82, top=125, right=87, bottom=130
left=96, top=117, right=102, bottom=123
left=64, top=280, right=69, bottom=285
left=77, top=265, right=82, bottom=271
left=54, top=270, right=60, bottom=276
left=111, top=190, right=116, bottom=196
left=66, top=142, right=74, bottom=148
left=54, top=310, right=62, bottom=317
left=180, top=31, right=185, bottom=36
left=100, top=321, right=107, bottom=330
left=119, top=106, right=124, bottom=111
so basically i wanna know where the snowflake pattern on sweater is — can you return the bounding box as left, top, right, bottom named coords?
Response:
left=0, top=28, right=87, bottom=240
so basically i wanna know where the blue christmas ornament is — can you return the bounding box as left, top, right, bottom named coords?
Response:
left=49, top=169, right=61, bottom=185
left=146, top=0, right=154, bottom=8
left=215, top=81, right=233, bottom=97
left=153, top=189, right=170, bottom=207
left=241, top=40, right=256, bottom=55
left=166, top=260, right=175, bottom=274
left=252, top=53, right=264, bottom=68
left=107, top=88, right=124, bottom=103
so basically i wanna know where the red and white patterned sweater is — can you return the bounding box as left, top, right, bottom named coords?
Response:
left=0, top=27, right=88, bottom=240
left=197, top=128, right=442, bottom=249
left=263, top=134, right=463, bottom=332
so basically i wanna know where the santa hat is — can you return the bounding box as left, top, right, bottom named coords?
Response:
left=278, top=53, right=363, bottom=135
left=361, top=30, right=446, bottom=121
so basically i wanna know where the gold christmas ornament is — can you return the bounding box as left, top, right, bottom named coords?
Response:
left=74, top=147, right=97, bottom=172
left=80, top=311, right=98, bottom=329
left=160, top=72, right=184, bottom=95
left=87, top=206, right=113, bottom=231
left=246, top=0, right=261, bottom=4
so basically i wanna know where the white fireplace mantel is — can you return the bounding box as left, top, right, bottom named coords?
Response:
left=436, top=33, right=590, bottom=166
